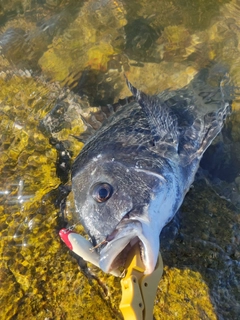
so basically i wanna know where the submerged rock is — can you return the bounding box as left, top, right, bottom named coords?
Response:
left=0, top=0, right=240, bottom=319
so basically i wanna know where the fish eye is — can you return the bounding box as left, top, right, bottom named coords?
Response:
left=92, top=183, right=113, bottom=203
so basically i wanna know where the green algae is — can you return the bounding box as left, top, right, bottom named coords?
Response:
left=160, top=181, right=240, bottom=319
left=0, top=68, right=222, bottom=320
left=0, top=71, right=119, bottom=319
left=39, top=0, right=126, bottom=85
left=0, top=0, right=240, bottom=319
left=155, top=268, right=217, bottom=320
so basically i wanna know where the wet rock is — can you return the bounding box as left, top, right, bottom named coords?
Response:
left=39, top=0, right=126, bottom=85
left=161, top=182, right=240, bottom=320
left=0, top=2, right=83, bottom=70
left=0, top=70, right=119, bottom=319
left=123, top=17, right=162, bottom=62
left=0, top=0, right=240, bottom=319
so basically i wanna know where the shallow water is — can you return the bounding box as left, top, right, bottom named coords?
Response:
left=0, top=0, right=240, bottom=319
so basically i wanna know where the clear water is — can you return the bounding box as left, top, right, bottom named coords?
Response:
left=0, top=0, right=239, bottom=319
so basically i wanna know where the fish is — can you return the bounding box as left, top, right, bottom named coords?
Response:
left=70, top=65, right=232, bottom=275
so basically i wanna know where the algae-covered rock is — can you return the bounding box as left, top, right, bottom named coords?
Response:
left=0, top=67, right=223, bottom=320
left=39, top=0, right=126, bottom=83
left=0, top=0, right=240, bottom=319
left=155, top=268, right=217, bottom=320
left=0, top=1, right=84, bottom=70
left=0, top=70, right=119, bottom=319
left=36, top=0, right=128, bottom=106
left=160, top=182, right=240, bottom=319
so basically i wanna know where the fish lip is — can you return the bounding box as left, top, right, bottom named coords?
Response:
left=99, top=219, right=141, bottom=273
left=98, top=218, right=158, bottom=275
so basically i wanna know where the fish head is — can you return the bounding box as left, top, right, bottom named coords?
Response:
left=72, top=152, right=170, bottom=275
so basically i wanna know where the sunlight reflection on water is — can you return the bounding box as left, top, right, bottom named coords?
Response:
left=0, top=0, right=240, bottom=319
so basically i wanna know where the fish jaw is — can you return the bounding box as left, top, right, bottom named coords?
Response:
left=99, top=218, right=160, bottom=275
left=99, top=169, right=182, bottom=275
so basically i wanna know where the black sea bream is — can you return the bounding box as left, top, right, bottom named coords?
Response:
left=71, top=66, right=231, bottom=275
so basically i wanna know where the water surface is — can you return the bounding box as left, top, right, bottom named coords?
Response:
left=0, top=0, right=240, bottom=319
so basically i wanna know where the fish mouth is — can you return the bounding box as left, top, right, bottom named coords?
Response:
left=98, top=218, right=159, bottom=275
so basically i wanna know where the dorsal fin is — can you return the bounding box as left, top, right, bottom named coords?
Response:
left=125, top=76, right=179, bottom=151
